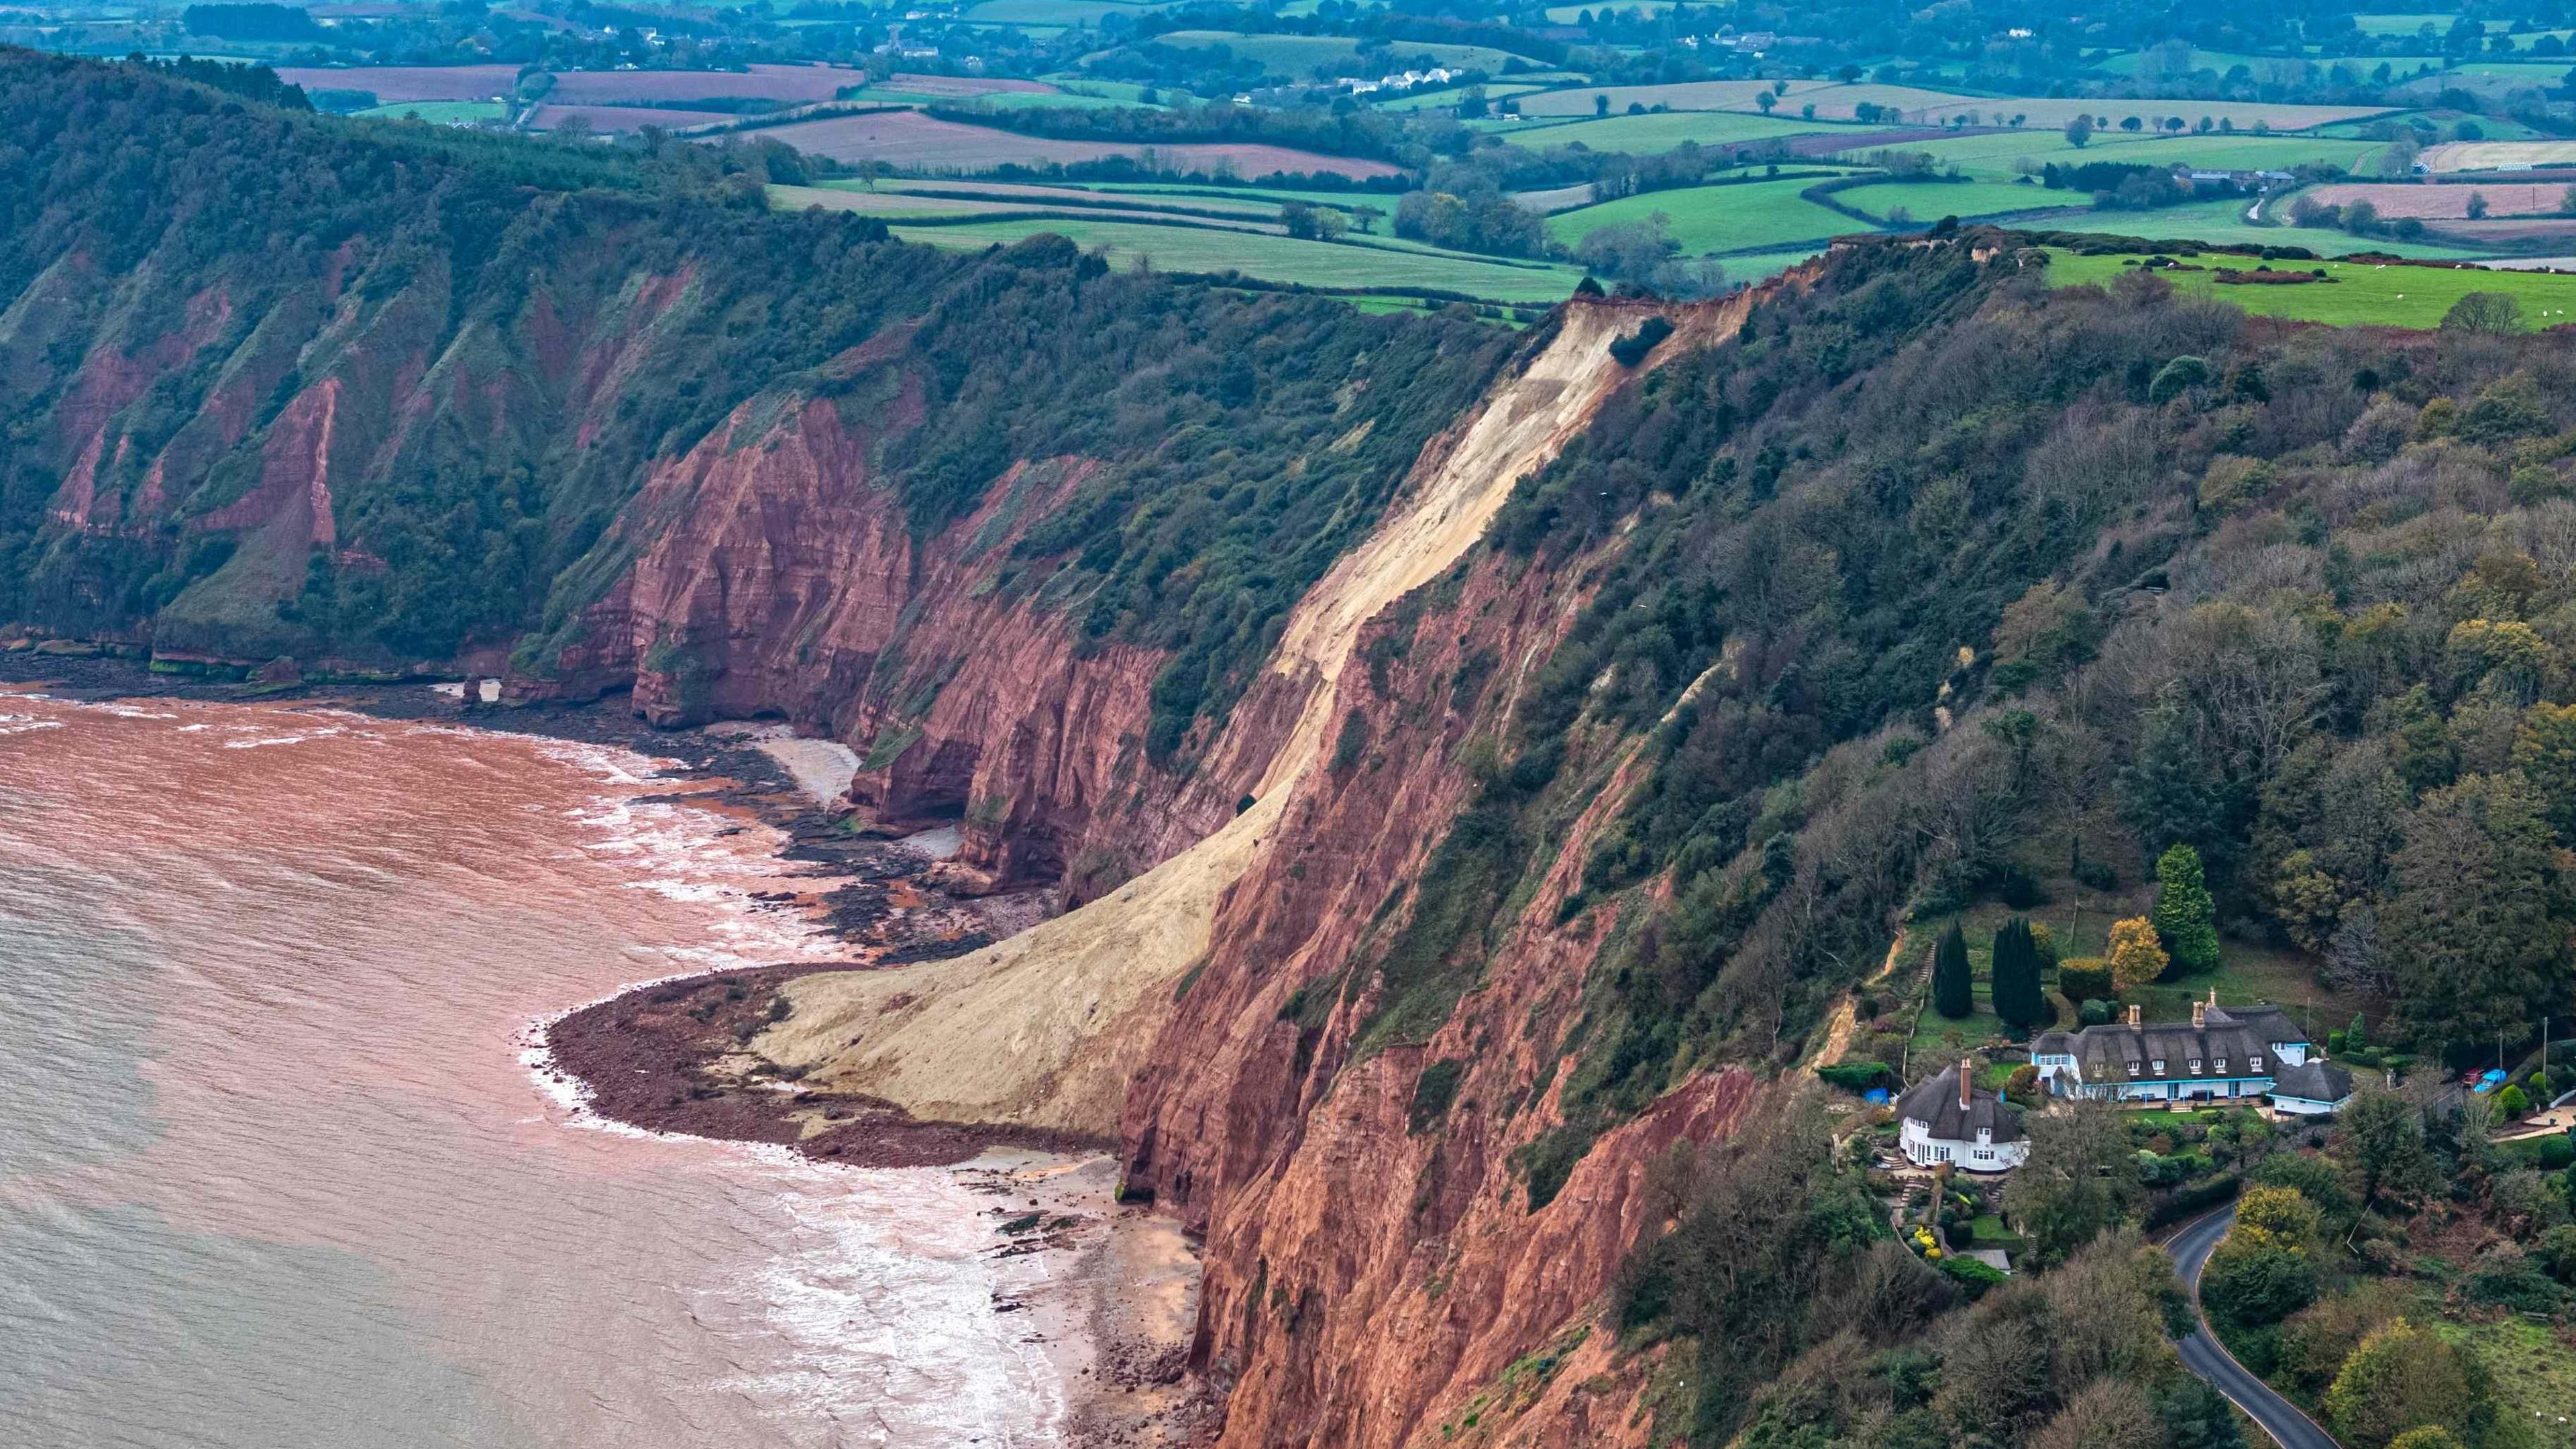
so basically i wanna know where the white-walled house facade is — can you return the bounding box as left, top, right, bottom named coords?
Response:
left=2031, top=991, right=2339, bottom=1112
left=1897, top=1059, right=2028, bottom=1173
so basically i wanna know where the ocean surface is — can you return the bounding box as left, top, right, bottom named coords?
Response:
left=0, top=692, right=1065, bottom=1448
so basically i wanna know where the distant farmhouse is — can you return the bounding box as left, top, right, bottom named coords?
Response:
left=2032, top=991, right=2352, bottom=1114
left=1897, top=1059, right=2028, bottom=1173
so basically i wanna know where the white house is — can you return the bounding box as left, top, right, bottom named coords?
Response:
left=1897, top=1058, right=2028, bottom=1173
left=2032, top=992, right=2310, bottom=1106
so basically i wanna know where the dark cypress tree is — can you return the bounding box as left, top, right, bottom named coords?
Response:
left=1992, top=917, right=2043, bottom=1030
left=1933, top=922, right=1973, bottom=1019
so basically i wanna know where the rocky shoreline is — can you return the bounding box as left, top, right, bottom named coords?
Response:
left=545, top=963, right=1108, bottom=1168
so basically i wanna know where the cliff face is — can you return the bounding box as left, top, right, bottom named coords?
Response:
left=746, top=290, right=1782, bottom=1446
left=4, top=61, right=1848, bottom=1445
left=545, top=369, right=1207, bottom=898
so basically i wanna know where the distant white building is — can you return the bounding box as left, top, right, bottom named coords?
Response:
left=1897, top=1058, right=2028, bottom=1173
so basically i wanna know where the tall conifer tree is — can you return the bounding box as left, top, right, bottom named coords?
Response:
left=1933, top=922, right=1973, bottom=1019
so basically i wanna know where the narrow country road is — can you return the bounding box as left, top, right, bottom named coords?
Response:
left=2166, top=1205, right=2343, bottom=1449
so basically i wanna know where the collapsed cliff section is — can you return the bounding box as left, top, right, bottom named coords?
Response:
left=749, top=298, right=1737, bottom=1140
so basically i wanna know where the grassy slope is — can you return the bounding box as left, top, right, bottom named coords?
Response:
left=2433, top=1318, right=2576, bottom=1449
left=2047, top=248, right=2576, bottom=327
left=1546, top=176, right=1860, bottom=254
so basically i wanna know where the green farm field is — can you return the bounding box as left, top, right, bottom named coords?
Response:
left=883, top=216, right=1585, bottom=301
left=1514, top=78, right=1835, bottom=117
left=779, top=182, right=1283, bottom=228
left=1526, top=80, right=2388, bottom=131
left=1495, top=109, right=1839, bottom=152
left=1141, top=31, right=1542, bottom=78
left=353, top=99, right=505, bottom=124
left=1371, top=83, right=1546, bottom=113
left=962, top=0, right=1174, bottom=19
left=1080, top=181, right=1402, bottom=213
left=2091, top=48, right=2305, bottom=78
left=1831, top=179, right=2070, bottom=222
left=2033, top=197, right=2485, bottom=257
left=1842, top=129, right=2384, bottom=180
left=2045, top=249, right=2576, bottom=329
left=1546, top=177, right=1858, bottom=254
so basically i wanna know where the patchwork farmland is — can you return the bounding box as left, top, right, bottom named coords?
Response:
left=751, top=109, right=1400, bottom=179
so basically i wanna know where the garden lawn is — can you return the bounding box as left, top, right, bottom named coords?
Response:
left=1495, top=110, right=1839, bottom=152
left=1967, top=1214, right=2024, bottom=1248
left=1546, top=176, right=1860, bottom=254
left=1830, top=179, right=2072, bottom=222
left=1900, top=903, right=2073, bottom=1069
left=2026, top=910, right=2367, bottom=1040
left=2045, top=248, right=2576, bottom=331
left=883, top=216, right=1587, bottom=301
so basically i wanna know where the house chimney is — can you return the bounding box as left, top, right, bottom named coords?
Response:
left=1960, top=1057, right=1974, bottom=1110
left=2127, top=1004, right=2140, bottom=1027
left=2191, top=998, right=2206, bottom=1028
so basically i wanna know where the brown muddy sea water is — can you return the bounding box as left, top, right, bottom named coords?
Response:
left=0, top=693, right=1067, bottom=1448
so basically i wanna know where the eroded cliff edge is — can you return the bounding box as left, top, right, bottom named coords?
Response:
left=741, top=289, right=1776, bottom=1446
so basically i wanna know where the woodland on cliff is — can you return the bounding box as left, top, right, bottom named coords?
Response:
left=0, top=46, right=1510, bottom=757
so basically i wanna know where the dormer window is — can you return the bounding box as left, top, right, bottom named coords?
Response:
left=2127, top=1060, right=2141, bottom=1076
left=2215, top=1058, right=2227, bottom=1073
left=2251, top=1055, right=2263, bottom=1071
left=2153, top=1059, right=2166, bottom=1075
left=2190, top=1058, right=2203, bottom=1075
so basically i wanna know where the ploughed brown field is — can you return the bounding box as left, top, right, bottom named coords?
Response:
left=276, top=62, right=868, bottom=107
left=529, top=103, right=740, bottom=132
left=275, top=62, right=518, bottom=101
left=2304, top=180, right=2573, bottom=219
left=754, top=109, right=1403, bottom=179
left=543, top=64, right=862, bottom=105
left=877, top=72, right=1057, bottom=96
